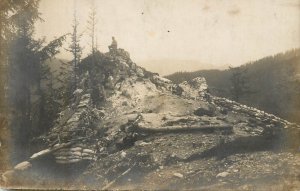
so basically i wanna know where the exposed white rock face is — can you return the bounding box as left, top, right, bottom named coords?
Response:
left=107, top=76, right=159, bottom=108
left=179, top=77, right=209, bottom=100
left=151, top=75, right=173, bottom=91
left=153, top=75, right=172, bottom=84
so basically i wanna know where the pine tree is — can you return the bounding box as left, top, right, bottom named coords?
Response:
left=0, top=0, right=38, bottom=169
left=8, top=0, right=43, bottom=161
left=66, top=8, right=82, bottom=90
left=87, top=1, right=101, bottom=106
left=7, top=0, right=66, bottom=161
left=56, top=60, right=74, bottom=106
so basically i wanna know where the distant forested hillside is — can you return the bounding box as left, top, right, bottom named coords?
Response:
left=166, top=49, right=300, bottom=123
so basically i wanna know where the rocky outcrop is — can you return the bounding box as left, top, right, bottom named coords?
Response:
left=4, top=45, right=300, bottom=190
left=39, top=51, right=299, bottom=168
left=178, top=77, right=209, bottom=101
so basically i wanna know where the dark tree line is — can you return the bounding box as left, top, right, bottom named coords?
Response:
left=0, top=0, right=66, bottom=162
left=229, top=66, right=253, bottom=102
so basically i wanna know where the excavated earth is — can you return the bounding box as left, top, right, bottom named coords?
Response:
left=1, top=48, right=300, bottom=190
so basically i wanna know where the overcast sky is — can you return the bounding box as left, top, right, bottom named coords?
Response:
left=35, top=0, right=300, bottom=74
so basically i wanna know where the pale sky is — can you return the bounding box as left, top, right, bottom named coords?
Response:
left=35, top=0, right=300, bottom=75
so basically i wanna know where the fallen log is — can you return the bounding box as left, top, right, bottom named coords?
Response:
left=124, top=114, right=232, bottom=134
left=133, top=124, right=233, bottom=134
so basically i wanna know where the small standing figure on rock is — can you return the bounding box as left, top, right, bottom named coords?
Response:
left=109, top=36, right=118, bottom=54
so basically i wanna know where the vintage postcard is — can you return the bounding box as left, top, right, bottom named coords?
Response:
left=0, top=0, right=300, bottom=190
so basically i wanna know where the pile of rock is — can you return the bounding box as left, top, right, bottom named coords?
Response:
left=178, top=77, right=209, bottom=101
left=212, top=96, right=300, bottom=129
left=211, top=96, right=300, bottom=146
left=150, top=75, right=173, bottom=91
left=97, top=49, right=151, bottom=91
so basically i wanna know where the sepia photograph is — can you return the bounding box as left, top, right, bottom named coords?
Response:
left=0, top=0, right=300, bottom=190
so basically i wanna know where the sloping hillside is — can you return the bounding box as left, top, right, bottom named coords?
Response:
left=166, top=49, right=300, bottom=123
